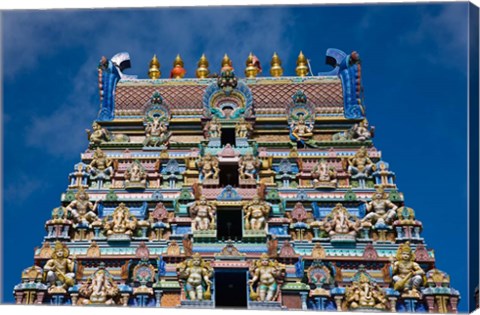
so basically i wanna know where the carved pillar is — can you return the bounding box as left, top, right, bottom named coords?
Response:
left=300, top=292, right=308, bottom=310
left=388, top=297, right=397, bottom=312
left=334, top=295, right=343, bottom=311
left=450, top=296, right=459, bottom=313
left=425, top=296, right=436, bottom=313
left=155, top=290, right=163, bottom=307
left=15, top=291, right=24, bottom=304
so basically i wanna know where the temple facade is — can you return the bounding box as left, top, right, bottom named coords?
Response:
left=13, top=49, right=460, bottom=312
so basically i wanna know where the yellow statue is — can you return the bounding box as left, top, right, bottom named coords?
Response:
left=362, top=186, right=398, bottom=226
left=323, top=203, right=361, bottom=236
left=86, top=148, right=114, bottom=182
left=176, top=253, right=213, bottom=301
left=124, top=160, right=147, bottom=188
left=348, top=146, right=376, bottom=178
left=243, top=195, right=271, bottom=231
left=235, top=117, right=253, bottom=138
left=103, top=203, right=137, bottom=237
left=66, top=188, right=100, bottom=226
left=391, top=242, right=425, bottom=297
left=344, top=272, right=387, bottom=310
left=248, top=253, right=285, bottom=302
left=43, top=241, right=75, bottom=290
left=351, top=119, right=373, bottom=141
left=190, top=196, right=216, bottom=231
left=290, top=116, right=313, bottom=142
left=197, top=153, right=220, bottom=181
left=311, top=159, right=337, bottom=188
left=86, top=121, right=111, bottom=145
left=203, top=117, right=222, bottom=139
left=239, top=152, right=261, bottom=181
left=79, top=264, right=120, bottom=305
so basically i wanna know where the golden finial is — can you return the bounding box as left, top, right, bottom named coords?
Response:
left=221, top=53, right=233, bottom=72
left=296, top=51, right=309, bottom=77
left=245, top=52, right=260, bottom=78
left=196, top=53, right=210, bottom=78
left=170, top=54, right=186, bottom=79
left=148, top=54, right=161, bottom=79
left=270, top=52, right=283, bottom=77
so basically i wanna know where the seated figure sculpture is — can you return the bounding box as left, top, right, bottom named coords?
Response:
left=239, top=152, right=261, bottom=181
left=78, top=264, right=120, bottom=305
left=176, top=253, right=213, bottom=301
left=86, top=121, right=111, bottom=145
left=391, top=242, right=425, bottom=297
left=351, top=119, right=374, bottom=141
left=348, top=146, right=376, bottom=188
left=124, top=160, right=147, bottom=189
left=43, top=241, right=75, bottom=291
left=190, top=196, right=216, bottom=231
left=103, top=203, right=137, bottom=237
left=290, top=116, right=313, bottom=146
left=361, top=186, right=398, bottom=227
left=323, top=203, right=361, bottom=237
left=197, top=153, right=220, bottom=183
left=143, top=116, right=171, bottom=147
left=311, top=159, right=337, bottom=188
left=66, top=188, right=100, bottom=227
left=248, top=253, right=286, bottom=302
left=344, top=273, right=387, bottom=310
left=243, top=195, right=271, bottom=231
left=86, top=148, right=114, bottom=187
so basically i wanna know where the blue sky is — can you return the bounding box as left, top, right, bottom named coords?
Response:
left=1, top=3, right=470, bottom=310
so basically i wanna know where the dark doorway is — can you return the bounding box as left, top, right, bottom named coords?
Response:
left=217, top=209, right=242, bottom=240
left=221, top=128, right=236, bottom=146
left=219, top=164, right=239, bottom=187
left=215, top=270, right=247, bottom=308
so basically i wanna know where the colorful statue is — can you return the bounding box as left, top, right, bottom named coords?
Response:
left=391, top=242, right=425, bottom=297
left=243, top=195, right=271, bottom=231
left=351, top=119, right=374, bottom=141
left=290, top=116, right=314, bottom=145
left=103, top=203, right=137, bottom=237
left=66, top=188, right=100, bottom=226
left=176, top=253, right=213, bottom=301
left=43, top=241, right=75, bottom=290
left=347, top=147, right=376, bottom=187
left=323, top=203, right=361, bottom=236
left=78, top=264, right=120, bottom=305
left=311, top=159, right=337, bottom=188
left=190, top=196, right=216, bottom=231
left=362, top=186, right=398, bottom=226
left=124, top=160, right=147, bottom=188
left=248, top=253, right=285, bottom=302
left=203, top=117, right=222, bottom=139
left=144, top=116, right=171, bottom=147
left=86, top=148, right=114, bottom=184
left=235, top=117, right=253, bottom=138
left=86, top=121, right=111, bottom=145
left=239, top=152, right=261, bottom=181
left=197, top=153, right=220, bottom=181
left=344, top=272, right=387, bottom=310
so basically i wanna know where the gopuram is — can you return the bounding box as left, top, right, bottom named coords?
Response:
left=13, top=49, right=460, bottom=312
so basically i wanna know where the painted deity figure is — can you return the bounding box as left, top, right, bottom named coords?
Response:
left=391, top=242, right=425, bottom=297
left=103, top=203, right=137, bottom=236
left=43, top=241, right=75, bottom=290
left=176, top=253, right=213, bottom=301
left=290, top=116, right=313, bottom=143
left=144, top=116, right=171, bottom=147
left=197, top=153, right=220, bottom=181
left=249, top=254, right=285, bottom=302
left=239, top=152, right=261, bottom=180
left=79, top=265, right=119, bottom=305
left=203, top=117, right=222, bottom=139
left=311, top=159, right=337, bottom=187
left=351, top=119, right=374, bottom=141
left=235, top=117, right=252, bottom=138
left=348, top=147, right=376, bottom=182
left=124, top=160, right=147, bottom=188
left=362, top=187, right=398, bottom=226
left=66, top=188, right=100, bottom=226
left=86, top=148, right=114, bottom=183
left=243, top=195, right=271, bottom=231
left=86, top=121, right=111, bottom=145
left=323, top=203, right=361, bottom=236
left=190, top=196, right=216, bottom=231
left=344, top=273, right=387, bottom=310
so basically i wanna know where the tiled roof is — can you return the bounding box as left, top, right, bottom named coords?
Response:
left=114, top=76, right=344, bottom=117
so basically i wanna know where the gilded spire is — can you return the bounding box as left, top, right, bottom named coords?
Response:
left=221, top=53, right=233, bottom=72
left=170, top=54, right=186, bottom=79
left=148, top=54, right=161, bottom=79
left=270, top=52, right=283, bottom=77
left=296, top=51, right=309, bottom=77
left=245, top=52, right=260, bottom=78
left=196, top=54, right=210, bottom=78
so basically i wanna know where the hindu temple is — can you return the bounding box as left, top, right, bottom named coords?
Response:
left=13, top=49, right=460, bottom=312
